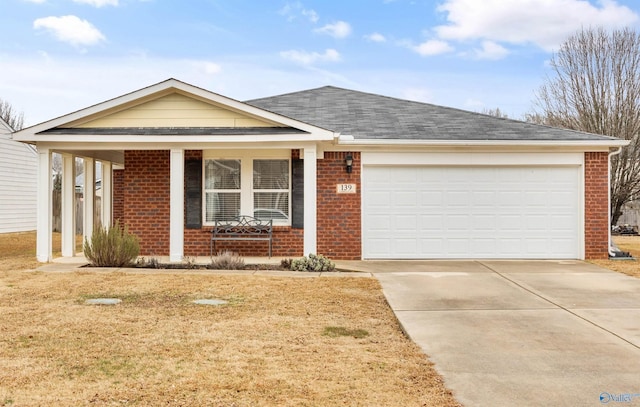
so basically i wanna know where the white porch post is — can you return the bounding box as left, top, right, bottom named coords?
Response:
left=61, top=154, right=75, bottom=257
left=101, top=161, right=112, bottom=227
left=83, top=158, right=95, bottom=244
left=303, top=145, right=318, bottom=255
left=36, top=148, right=52, bottom=262
left=169, top=149, right=184, bottom=262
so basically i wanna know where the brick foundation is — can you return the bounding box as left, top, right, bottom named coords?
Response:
left=584, top=151, right=609, bottom=259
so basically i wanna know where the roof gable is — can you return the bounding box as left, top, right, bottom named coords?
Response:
left=14, top=79, right=335, bottom=141
left=67, top=92, right=284, bottom=129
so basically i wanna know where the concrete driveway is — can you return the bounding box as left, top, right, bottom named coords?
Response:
left=372, top=260, right=640, bottom=407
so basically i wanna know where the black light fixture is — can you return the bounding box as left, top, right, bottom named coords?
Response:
left=345, top=154, right=353, bottom=173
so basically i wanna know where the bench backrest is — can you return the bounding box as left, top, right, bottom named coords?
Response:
left=213, top=216, right=273, bottom=236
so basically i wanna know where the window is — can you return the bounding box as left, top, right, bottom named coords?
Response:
left=253, top=159, right=289, bottom=221
left=203, top=155, right=290, bottom=224
left=204, top=159, right=240, bottom=222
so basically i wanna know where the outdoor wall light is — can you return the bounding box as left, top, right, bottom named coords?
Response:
left=345, top=154, right=353, bottom=173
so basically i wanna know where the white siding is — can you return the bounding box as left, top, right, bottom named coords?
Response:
left=0, top=121, right=37, bottom=233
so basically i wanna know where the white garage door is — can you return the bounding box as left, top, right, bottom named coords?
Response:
left=362, top=166, right=581, bottom=259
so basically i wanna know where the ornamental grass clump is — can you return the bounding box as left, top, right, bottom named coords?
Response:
left=290, top=253, right=335, bottom=272
left=209, top=251, right=245, bottom=270
left=83, top=221, right=140, bottom=267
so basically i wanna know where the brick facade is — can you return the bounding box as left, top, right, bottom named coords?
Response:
left=317, top=152, right=361, bottom=259
left=584, top=151, right=609, bottom=259
left=112, top=169, right=124, bottom=226
left=123, top=150, right=171, bottom=255
left=116, top=149, right=609, bottom=260
left=182, top=149, right=304, bottom=258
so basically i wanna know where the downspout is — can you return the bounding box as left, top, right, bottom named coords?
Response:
left=608, top=146, right=623, bottom=257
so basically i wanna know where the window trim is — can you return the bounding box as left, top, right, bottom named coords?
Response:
left=202, top=150, right=291, bottom=226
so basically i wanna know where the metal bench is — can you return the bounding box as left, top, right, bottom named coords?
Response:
left=210, top=215, right=273, bottom=257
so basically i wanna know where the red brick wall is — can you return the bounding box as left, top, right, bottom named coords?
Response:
left=317, top=152, right=361, bottom=260
left=584, top=152, right=609, bottom=259
left=123, top=150, right=170, bottom=255
left=112, top=169, right=124, bottom=226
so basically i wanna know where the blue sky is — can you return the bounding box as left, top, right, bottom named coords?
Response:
left=1, top=0, right=640, bottom=126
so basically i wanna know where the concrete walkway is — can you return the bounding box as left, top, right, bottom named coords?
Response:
left=373, top=260, right=640, bottom=407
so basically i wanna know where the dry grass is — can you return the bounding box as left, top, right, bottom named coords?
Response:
left=0, top=232, right=460, bottom=406
left=591, top=236, right=640, bottom=278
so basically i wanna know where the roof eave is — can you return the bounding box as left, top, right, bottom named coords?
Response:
left=336, top=138, right=630, bottom=149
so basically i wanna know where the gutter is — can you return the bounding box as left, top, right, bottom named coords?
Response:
left=608, top=146, right=623, bottom=257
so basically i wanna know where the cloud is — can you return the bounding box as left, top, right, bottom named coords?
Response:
left=33, top=15, right=106, bottom=46
left=201, top=62, right=222, bottom=75
left=22, top=0, right=47, bottom=3
left=72, top=0, right=118, bottom=6
left=434, top=0, right=640, bottom=51
left=279, top=2, right=319, bottom=23
left=314, top=21, right=352, bottom=38
left=280, top=48, right=341, bottom=65
left=365, top=32, right=386, bottom=42
left=412, top=39, right=454, bottom=56
left=474, top=40, right=508, bottom=60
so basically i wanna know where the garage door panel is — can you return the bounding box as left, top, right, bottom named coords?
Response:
left=363, top=166, right=581, bottom=259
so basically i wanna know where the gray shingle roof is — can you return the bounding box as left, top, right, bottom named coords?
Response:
left=247, top=86, right=618, bottom=142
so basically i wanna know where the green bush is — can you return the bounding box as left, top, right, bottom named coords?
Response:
left=290, top=253, right=335, bottom=272
left=83, top=221, right=140, bottom=267
left=209, top=251, right=245, bottom=270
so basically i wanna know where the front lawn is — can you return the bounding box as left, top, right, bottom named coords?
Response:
left=0, top=232, right=460, bottom=406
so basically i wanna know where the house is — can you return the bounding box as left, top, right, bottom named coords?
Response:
left=13, top=78, right=627, bottom=262
left=0, top=117, right=37, bottom=233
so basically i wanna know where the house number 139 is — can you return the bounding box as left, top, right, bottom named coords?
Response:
left=337, top=184, right=356, bottom=194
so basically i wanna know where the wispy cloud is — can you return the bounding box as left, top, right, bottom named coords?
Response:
left=33, top=15, right=106, bottom=47
left=314, top=21, right=351, bottom=38
left=365, top=32, right=386, bottom=43
left=280, top=48, right=341, bottom=65
left=474, top=40, right=508, bottom=60
left=72, top=0, right=119, bottom=6
left=279, top=2, right=319, bottom=23
left=411, top=39, right=453, bottom=56
left=22, top=0, right=47, bottom=3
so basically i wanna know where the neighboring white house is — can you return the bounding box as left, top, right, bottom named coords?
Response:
left=0, top=117, right=37, bottom=233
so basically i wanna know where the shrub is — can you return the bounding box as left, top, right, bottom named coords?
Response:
left=290, top=253, right=335, bottom=272
left=83, top=221, right=140, bottom=267
left=209, top=251, right=245, bottom=270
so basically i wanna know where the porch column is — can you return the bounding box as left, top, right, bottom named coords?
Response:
left=61, top=153, right=75, bottom=257
left=101, top=161, right=112, bottom=227
left=169, top=149, right=184, bottom=262
left=36, top=147, right=52, bottom=262
left=83, top=158, right=95, bottom=244
left=303, top=145, right=317, bottom=255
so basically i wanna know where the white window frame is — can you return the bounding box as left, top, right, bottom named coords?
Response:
left=203, top=150, right=291, bottom=226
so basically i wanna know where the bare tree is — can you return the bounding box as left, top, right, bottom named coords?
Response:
left=480, top=107, right=509, bottom=118
left=534, top=27, right=640, bottom=225
left=0, top=98, right=25, bottom=130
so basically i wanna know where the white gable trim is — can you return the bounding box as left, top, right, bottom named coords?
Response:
left=14, top=78, right=337, bottom=142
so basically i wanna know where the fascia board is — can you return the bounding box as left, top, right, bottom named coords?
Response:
left=21, top=133, right=330, bottom=143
